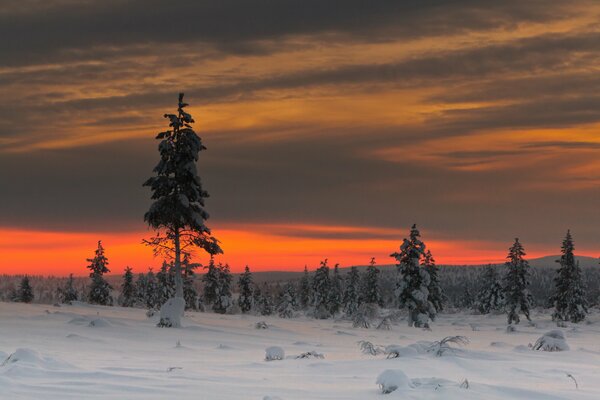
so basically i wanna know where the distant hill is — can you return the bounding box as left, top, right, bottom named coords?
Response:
left=527, top=255, right=599, bottom=268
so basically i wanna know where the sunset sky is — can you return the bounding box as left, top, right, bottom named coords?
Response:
left=1, top=0, right=599, bottom=275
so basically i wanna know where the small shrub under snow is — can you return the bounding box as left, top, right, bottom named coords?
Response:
left=358, top=340, right=384, bottom=356
left=265, top=346, right=285, bottom=361
left=532, top=330, right=569, bottom=352
left=295, top=351, right=324, bottom=359
left=255, top=321, right=269, bottom=329
left=427, top=336, right=469, bottom=356
left=376, top=369, right=411, bottom=394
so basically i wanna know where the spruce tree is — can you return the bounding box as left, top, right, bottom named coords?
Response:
left=328, top=263, right=343, bottom=315
left=182, top=256, right=199, bottom=310
left=259, top=284, right=274, bottom=316
left=277, top=282, right=297, bottom=318
left=475, top=264, right=504, bottom=314
left=362, top=257, right=382, bottom=306
left=421, top=250, right=443, bottom=318
left=391, top=224, right=431, bottom=328
left=202, top=257, right=219, bottom=307
left=550, top=230, right=588, bottom=323
left=58, top=273, right=78, bottom=304
left=156, top=261, right=175, bottom=306
left=87, top=241, right=112, bottom=306
left=343, top=266, right=361, bottom=316
left=503, top=238, right=533, bottom=325
left=298, top=266, right=311, bottom=310
left=121, top=267, right=135, bottom=307
left=145, top=270, right=159, bottom=309
left=212, top=263, right=233, bottom=314
left=18, top=276, right=34, bottom=303
left=312, top=259, right=331, bottom=319
left=143, top=93, right=222, bottom=327
left=238, top=266, right=254, bottom=313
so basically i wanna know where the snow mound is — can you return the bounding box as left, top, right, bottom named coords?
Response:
left=263, top=396, right=283, bottom=400
left=265, top=346, right=285, bottom=361
left=1, top=348, right=71, bottom=370
left=376, top=369, right=411, bottom=393
left=533, top=330, right=569, bottom=352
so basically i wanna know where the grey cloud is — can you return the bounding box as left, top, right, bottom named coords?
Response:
left=0, top=0, right=578, bottom=67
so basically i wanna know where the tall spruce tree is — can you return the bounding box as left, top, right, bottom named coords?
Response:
left=362, top=257, right=382, bottom=306
left=503, top=238, right=532, bottom=325
left=343, top=266, right=361, bottom=316
left=550, top=230, right=588, bottom=323
left=391, top=224, right=431, bottom=328
left=312, top=259, right=331, bottom=319
left=18, top=276, right=34, bottom=303
left=475, top=264, right=504, bottom=314
left=145, top=270, right=159, bottom=309
left=59, top=273, right=78, bottom=304
left=156, top=261, right=175, bottom=306
left=212, top=263, right=233, bottom=314
left=87, top=241, right=112, bottom=306
left=143, top=93, right=222, bottom=327
left=238, top=266, right=254, bottom=313
left=298, top=266, right=311, bottom=310
left=121, top=267, right=135, bottom=307
left=328, top=263, right=343, bottom=315
left=422, top=250, right=443, bottom=318
left=202, top=257, right=220, bottom=307
left=182, top=256, right=199, bottom=310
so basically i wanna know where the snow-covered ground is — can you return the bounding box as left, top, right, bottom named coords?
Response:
left=1, top=302, right=599, bottom=399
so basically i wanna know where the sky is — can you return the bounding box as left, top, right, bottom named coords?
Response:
left=0, top=0, right=599, bottom=276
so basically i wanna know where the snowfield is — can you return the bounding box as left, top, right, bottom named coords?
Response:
left=1, top=302, right=600, bottom=399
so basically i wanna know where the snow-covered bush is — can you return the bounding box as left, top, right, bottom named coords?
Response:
left=358, top=340, right=384, bottom=355
left=384, top=345, right=418, bottom=358
left=255, top=321, right=269, bottom=329
left=265, top=346, right=285, bottom=361
left=533, top=330, right=569, bottom=352
left=376, top=369, right=411, bottom=394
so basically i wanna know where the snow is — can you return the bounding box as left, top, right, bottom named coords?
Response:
left=265, top=346, right=285, bottom=361
left=1, top=302, right=600, bottom=399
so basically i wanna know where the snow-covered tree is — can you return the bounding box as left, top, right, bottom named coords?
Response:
left=120, top=267, right=135, bottom=307
left=391, top=224, right=431, bottom=328
left=156, top=261, right=175, bottom=306
left=258, top=284, right=274, bottom=316
left=238, top=266, right=254, bottom=313
left=503, top=238, right=533, bottom=325
left=182, top=256, right=199, bottom=310
left=328, top=263, right=343, bottom=315
left=143, top=93, right=222, bottom=327
left=475, top=264, right=504, bottom=314
left=277, top=282, right=297, bottom=318
left=312, top=259, right=331, bottom=319
left=362, top=257, right=382, bottom=306
left=298, top=266, right=311, bottom=310
left=18, top=276, right=34, bottom=303
left=550, top=230, right=588, bottom=323
left=144, top=270, right=160, bottom=309
left=212, top=263, right=233, bottom=314
left=343, top=266, right=361, bottom=316
left=422, top=250, right=443, bottom=318
left=58, top=274, right=78, bottom=304
left=87, top=241, right=112, bottom=306
left=202, top=257, right=219, bottom=307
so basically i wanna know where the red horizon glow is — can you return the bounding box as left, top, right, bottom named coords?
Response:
left=0, top=224, right=572, bottom=277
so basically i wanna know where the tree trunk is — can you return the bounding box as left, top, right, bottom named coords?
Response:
left=174, top=227, right=184, bottom=298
